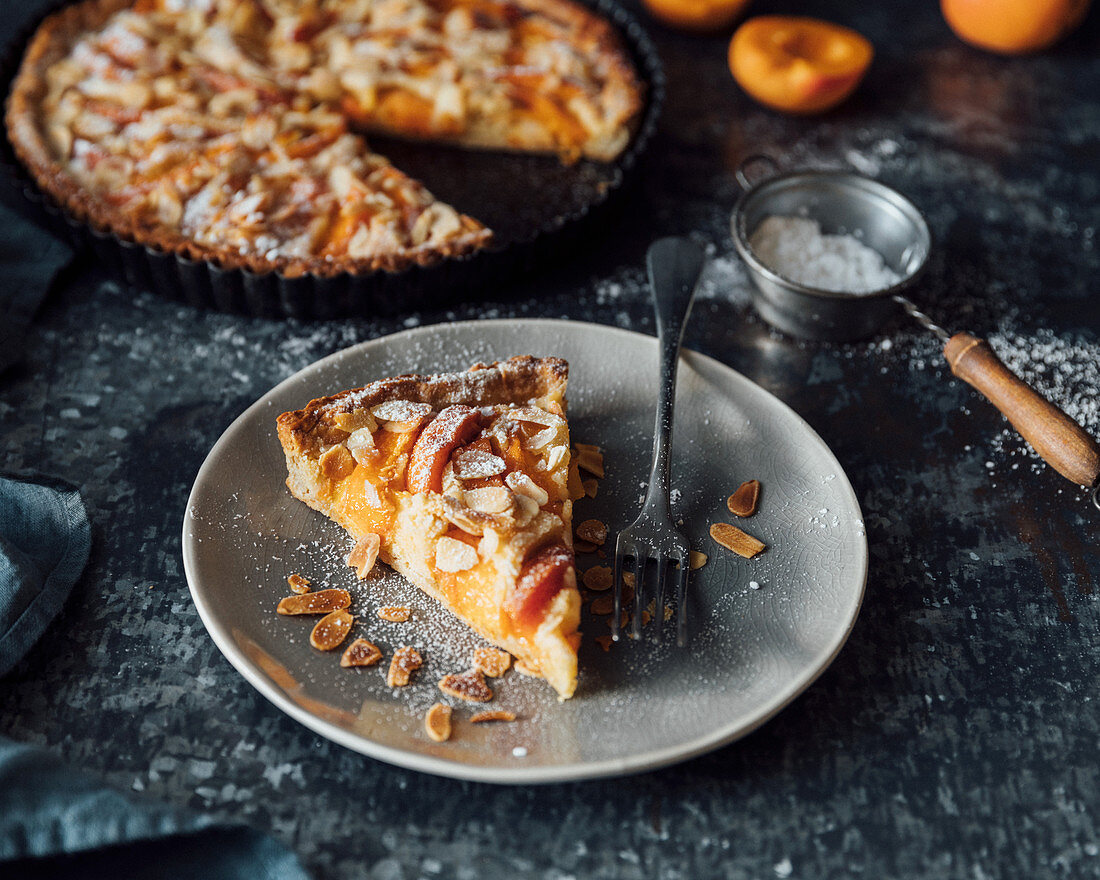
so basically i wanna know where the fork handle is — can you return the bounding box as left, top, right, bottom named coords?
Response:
left=644, top=237, right=706, bottom=511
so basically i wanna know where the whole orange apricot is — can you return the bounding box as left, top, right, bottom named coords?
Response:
left=941, top=0, right=1091, bottom=54
left=728, top=17, right=874, bottom=115
left=643, top=0, right=750, bottom=32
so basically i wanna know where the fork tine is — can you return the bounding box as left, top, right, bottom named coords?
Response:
left=651, top=552, right=668, bottom=641
left=675, top=553, right=689, bottom=647
left=631, top=554, right=650, bottom=640
left=610, top=541, right=629, bottom=641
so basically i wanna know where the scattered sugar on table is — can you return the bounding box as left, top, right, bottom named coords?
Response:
left=749, top=215, right=902, bottom=294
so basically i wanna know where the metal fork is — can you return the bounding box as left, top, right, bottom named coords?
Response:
left=612, top=237, right=706, bottom=646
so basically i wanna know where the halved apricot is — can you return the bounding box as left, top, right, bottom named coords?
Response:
left=643, top=0, right=750, bottom=32
left=941, top=0, right=1091, bottom=54
left=728, top=16, right=873, bottom=115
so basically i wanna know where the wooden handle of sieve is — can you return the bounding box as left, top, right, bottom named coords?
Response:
left=944, top=333, right=1100, bottom=487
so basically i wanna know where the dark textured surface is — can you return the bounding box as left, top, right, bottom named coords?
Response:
left=2, top=1, right=1099, bottom=878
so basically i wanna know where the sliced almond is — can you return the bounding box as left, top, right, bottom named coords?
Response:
left=463, top=486, right=514, bottom=515
left=347, top=533, right=380, bottom=579
left=334, top=409, right=377, bottom=433
left=582, top=478, right=599, bottom=498
left=371, top=400, right=434, bottom=424
left=595, top=635, right=613, bottom=652
left=689, top=551, right=708, bottom=570
left=470, top=710, right=516, bottom=724
left=377, top=606, right=411, bottom=622
left=341, top=637, right=382, bottom=667
left=438, top=669, right=493, bottom=702
left=727, top=480, right=761, bottom=517
left=710, top=522, right=766, bottom=558
left=504, top=470, right=549, bottom=506
left=573, top=443, right=604, bottom=478
left=319, top=444, right=356, bottom=480
left=525, top=427, right=557, bottom=452
left=573, top=539, right=598, bottom=554
left=387, top=646, right=423, bottom=687
left=310, top=609, right=353, bottom=651
left=512, top=493, right=540, bottom=525
left=435, top=536, right=479, bottom=572
left=276, top=589, right=351, bottom=615
left=582, top=565, right=613, bottom=591
left=590, top=594, right=614, bottom=615
left=424, top=702, right=452, bottom=742
left=575, top=519, right=608, bottom=546
left=508, top=405, right=564, bottom=429
left=453, top=448, right=507, bottom=480
left=287, top=573, right=311, bottom=594
left=346, top=426, right=377, bottom=463
left=622, top=571, right=636, bottom=587
left=472, top=647, right=512, bottom=678
left=544, top=444, right=569, bottom=470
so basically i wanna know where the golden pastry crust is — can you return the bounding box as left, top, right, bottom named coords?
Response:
left=277, top=355, right=582, bottom=698
left=6, top=0, right=644, bottom=278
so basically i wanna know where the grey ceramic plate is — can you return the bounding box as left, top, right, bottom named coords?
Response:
left=182, top=319, right=867, bottom=783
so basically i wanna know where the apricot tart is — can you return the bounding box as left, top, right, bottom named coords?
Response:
left=6, top=0, right=644, bottom=278
left=276, top=356, right=583, bottom=698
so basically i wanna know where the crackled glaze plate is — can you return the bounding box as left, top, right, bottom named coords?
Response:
left=182, top=319, right=866, bottom=783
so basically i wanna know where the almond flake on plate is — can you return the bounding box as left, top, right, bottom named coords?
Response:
left=709, top=522, right=766, bottom=558
left=287, top=573, right=311, bottom=594
left=347, top=533, right=380, bottom=579
left=341, top=637, right=383, bottom=667
left=387, top=646, right=423, bottom=687
left=438, top=669, right=493, bottom=702
left=727, top=480, right=761, bottom=517
left=575, top=519, right=608, bottom=545
left=276, top=588, right=350, bottom=615
left=590, top=593, right=614, bottom=615
left=377, top=606, right=411, bottom=622
left=573, top=443, right=604, bottom=478
left=425, top=703, right=452, bottom=742
left=470, top=710, right=516, bottom=724
left=689, top=551, right=708, bottom=570
left=472, top=646, right=512, bottom=678
left=310, top=609, right=353, bottom=651
left=582, top=565, right=613, bottom=591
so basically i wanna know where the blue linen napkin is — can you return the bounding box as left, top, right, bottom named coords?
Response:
left=0, top=201, right=74, bottom=375
left=0, top=474, right=310, bottom=878
left=0, top=474, right=90, bottom=677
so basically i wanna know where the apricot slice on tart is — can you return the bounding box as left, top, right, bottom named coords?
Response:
left=941, top=0, right=1091, bottom=55
left=728, top=16, right=873, bottom=115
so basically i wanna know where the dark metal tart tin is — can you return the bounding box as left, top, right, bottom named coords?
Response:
left=0, top=0, right=663, bottom=319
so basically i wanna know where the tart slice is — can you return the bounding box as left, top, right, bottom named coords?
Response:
left=276, top=356, right=582, bottom=698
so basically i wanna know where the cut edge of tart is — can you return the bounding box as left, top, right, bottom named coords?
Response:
left=276, top=355, right=583, bottom=699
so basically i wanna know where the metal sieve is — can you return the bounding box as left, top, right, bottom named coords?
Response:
left=729, top=154, right=1100, bottom=502
left=731, top=154, right=931, bottom=343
